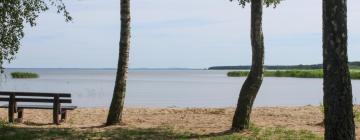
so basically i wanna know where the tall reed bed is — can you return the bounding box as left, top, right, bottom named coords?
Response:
left=227, top=70, right=360, bottom=79
left=11, top=72, right=39, bottom=79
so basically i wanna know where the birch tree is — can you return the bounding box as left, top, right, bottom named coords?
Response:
left=230, top=0, right=280, bottom=131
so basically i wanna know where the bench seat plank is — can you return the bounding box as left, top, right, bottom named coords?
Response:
left=0, top=104, right=77, bottom=110
left=0, top=91, right=71, bottom=97
left=0, top=98, right=72, bottom=103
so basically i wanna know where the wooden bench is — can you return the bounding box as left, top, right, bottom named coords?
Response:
left=0, top=91, right=77, bottom=125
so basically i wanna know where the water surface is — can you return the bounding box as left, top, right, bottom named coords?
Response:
left=1, top=69, right=359, bottom=108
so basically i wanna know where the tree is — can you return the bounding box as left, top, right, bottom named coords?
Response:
left=322, top=0, right=355, bottom=139
left=106, top=0, right=131, bottom=125
left=0, top=0, right=71, bottom=72
left=230, top=0, right=280, bottom=131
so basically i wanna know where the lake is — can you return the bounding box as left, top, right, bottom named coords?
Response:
left=1, top=69, right=359, bottom=108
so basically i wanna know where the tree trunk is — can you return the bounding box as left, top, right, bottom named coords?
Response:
left=323, top=0, right=355, bottom=139
left=231, top=0, right=264, bottom=131
left=106, top=0, right=131, bottom=126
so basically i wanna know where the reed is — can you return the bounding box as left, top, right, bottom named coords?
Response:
left=227, top=70, right=360, bottom=79
left=11, top=72, right=39, bottom=79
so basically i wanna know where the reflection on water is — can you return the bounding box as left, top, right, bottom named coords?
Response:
left=0, top=69, right=359, bottom=108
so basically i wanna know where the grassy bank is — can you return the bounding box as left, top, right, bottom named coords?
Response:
left=227, top=70, right=360, bottom=79
left=11, top=72, right=39, bottom=79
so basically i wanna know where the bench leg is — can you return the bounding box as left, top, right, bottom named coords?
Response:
left=8, top=94, right=16, bottom=123
left=61, top=111, right=67, bottom=122
left=8, top=99, right=16, bottom=123
left=53, top=110, right=60, bottom=125
left=53, top=95, right=61, bottom=125
left=8, top=108, right=14, bottom=123
left=17, top=109, right=24, bottom=123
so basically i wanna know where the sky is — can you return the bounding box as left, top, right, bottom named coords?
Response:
left=4, top=0, right=360, bottom=69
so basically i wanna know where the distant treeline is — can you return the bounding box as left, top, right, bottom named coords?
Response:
left=209, top=61, right=360, bottom=70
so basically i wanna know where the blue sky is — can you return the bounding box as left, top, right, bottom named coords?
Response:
left=4, top=0, right=360, bottom=68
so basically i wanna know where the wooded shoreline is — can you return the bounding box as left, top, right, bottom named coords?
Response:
left=209, top=61, right=360, bottom=70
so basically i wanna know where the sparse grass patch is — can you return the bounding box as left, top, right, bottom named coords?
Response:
left=353, top=106, right=360, bottom=122
left=205, top=125, right=322, bottom=140
left=0, top=127, right=192, bottom=140
left=0, top=119, right=13, bottom=130
left=0, top=125, right=322, bottom=140
left=11, top=72, right=39, bottom=79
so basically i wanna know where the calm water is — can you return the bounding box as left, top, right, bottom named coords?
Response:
left=1, top=69, right=360, bottom=108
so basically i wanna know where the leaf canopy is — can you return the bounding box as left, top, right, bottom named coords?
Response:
left=230, top=0, right=282, bottom=8
left=0, top=0, right=71, bottom=71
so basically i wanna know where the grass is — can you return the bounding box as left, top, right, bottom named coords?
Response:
left=10, top=72, right=39, bottom=79
left=354, top=107, right=360, bottom=122
left=0, top=123, right=322, bottom=140
left=206, top=124, right=322, bottom=140
left=227, top=70, right=360, bottom=79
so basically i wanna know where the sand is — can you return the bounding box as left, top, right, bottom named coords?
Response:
left=0, top=105, right=359, bottom=138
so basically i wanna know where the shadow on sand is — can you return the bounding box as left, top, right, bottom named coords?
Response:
left=0, top=124, right=234, bottom=140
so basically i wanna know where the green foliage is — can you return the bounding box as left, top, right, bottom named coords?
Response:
left=350, top=70, right=360, bottom=79
left=230, top=0, right=282, bottom=8
left=11, top=72, right=39, bottom=78
left=353, top=107, right=360, bottom=122
left=265, top=0, right=282, bottom=7
left=207, top=124, right=321, bottom=140
left=0, top=0, right=72, bottom=71
left=320, top=103, right=324, bottom=114
left=227, top=70, right=360, bottom=79
left=0, top=119, right=13, bottom=130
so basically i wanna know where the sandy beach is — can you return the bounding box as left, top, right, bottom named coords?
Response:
left=1, top=105, right=359, bottom=139
left=0, top=106, right=337, bottom=134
